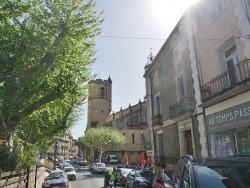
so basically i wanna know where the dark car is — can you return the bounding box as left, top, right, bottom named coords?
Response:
left=116, top=168, right=132, bottom=186
left=172, top=155, right=250, bottom=188
left=125, top=169, right=155, bottom=188
left=78, top=158, right=87, bottom=166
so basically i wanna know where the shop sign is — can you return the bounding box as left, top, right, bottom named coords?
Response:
left=206, top=101, right=250, bottom=133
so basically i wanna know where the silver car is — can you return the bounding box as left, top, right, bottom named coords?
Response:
left=93, top=163, right=108, bottom=174
left=44, top=170, right=69, bottom=188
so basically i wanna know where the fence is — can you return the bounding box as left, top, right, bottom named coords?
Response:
left=0, top=164, right=47, bottom=188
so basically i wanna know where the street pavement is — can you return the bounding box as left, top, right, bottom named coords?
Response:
left=70, top=166, right=124, bottom=188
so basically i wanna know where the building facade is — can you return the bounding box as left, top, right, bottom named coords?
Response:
left=143, top=7, right=210, bottom=167
left=192, top=0, right=250, bottom=157
left=86, top=77, right=112, bottom=130
left=47, top=134, right=78, bottom=159
left=104, top=100, right=151, bottom=164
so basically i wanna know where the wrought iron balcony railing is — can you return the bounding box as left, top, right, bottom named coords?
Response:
left=152, top=114, right=163, bottom=126
left=169, top=97, right=195, bottom=119
left=201, top=59, right=250, bottom=102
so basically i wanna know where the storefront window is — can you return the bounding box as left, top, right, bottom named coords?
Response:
left=235, top=128, right=250, bottom=155
left=209, top=131, right=236, bottom=157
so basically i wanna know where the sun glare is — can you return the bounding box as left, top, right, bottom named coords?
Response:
left=152, top=0, right=198, bottom=31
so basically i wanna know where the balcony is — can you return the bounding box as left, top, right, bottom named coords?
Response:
left=201, top=59, right=250, bottom=102
left=169, top=97, right=195, bottom=119
left=152, top=114, right=163, bottom=126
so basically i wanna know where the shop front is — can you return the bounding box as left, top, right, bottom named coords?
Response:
left=206, top=101, right=250, bottom=157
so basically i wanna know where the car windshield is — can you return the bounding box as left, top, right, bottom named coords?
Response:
left=65, top=168, right=74, bottom=172
left=164, top=171, right=174, bottom=181
left=110, top=156, right=117, bottom=159
left=47, top=172, right=64, bottom=180
left=137, top=171, right=154, bottom=178
left=98, top=163, right=106, bottom=167
left=121, top=169, right=132, bottom=175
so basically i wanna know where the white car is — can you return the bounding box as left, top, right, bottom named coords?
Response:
left=106, top=155, right=119, bottom=164
left=63, top=166, right=76, bottom=180
left=93, top=163, right=108, bottom=174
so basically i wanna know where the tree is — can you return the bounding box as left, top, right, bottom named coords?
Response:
left=0, top=0, right=103, bottom=142
left=0, top=0, right=103, bottom=168
left=82, top=127, right=126, bottom=163
left=75, top=136, right=86, bottom=158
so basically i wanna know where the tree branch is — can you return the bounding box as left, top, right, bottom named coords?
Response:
left=14, top=88, right=67, bottom=126
left=0, top=26, right=68, bottom=83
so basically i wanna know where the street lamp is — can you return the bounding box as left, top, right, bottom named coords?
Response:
left=53, top=142, right=58, bottom=169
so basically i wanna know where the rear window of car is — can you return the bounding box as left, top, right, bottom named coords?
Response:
left=65, top=168, right=75, bottom=172
left=137, top=171, right=154, bottom=178
left=98, top=163, right=106, bottom=167
left=195, top=167, right=227, bottom=188
left=48, top=172, right=64, bottom=179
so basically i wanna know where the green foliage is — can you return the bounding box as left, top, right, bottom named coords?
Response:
left=0, top=138, right=22, bottom=171
left=82, top=127, right=126, bottom=149
left=0, top=0, right=103, bottom=168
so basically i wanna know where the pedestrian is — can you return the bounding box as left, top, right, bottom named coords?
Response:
left=104, top=170, right=110, bottom=188
left=109, top=167, right=118, bottom=188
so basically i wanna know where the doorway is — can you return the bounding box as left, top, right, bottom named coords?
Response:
left=185, top=130, right=193, bottom=155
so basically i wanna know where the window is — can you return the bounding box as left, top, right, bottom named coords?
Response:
left=209, top=0, right=225, bottom=20
left=132, top=133, right=135, bottom=144
left=129, top=117, right=133, bottom=125
left=209, top=130, right=236, bottom=157
left=224, top=45, right=242, bottom=85
left=153, top=71, right=159, bottom=86
left=100, top=87, right=105, bottom=98
left=174, top=43, right=181, bottom=64
left=177, top=74, right=186, bottom=101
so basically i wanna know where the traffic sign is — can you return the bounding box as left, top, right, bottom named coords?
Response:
left=146, top=151, right=153, bottom=155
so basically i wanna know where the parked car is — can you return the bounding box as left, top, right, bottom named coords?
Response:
left=105, top=154, right=119, bottom=164
left=73, top=158, right=79, bottom=164
left=44, top=169, right=69, bottom=188
left=116, top=168, right=132, bottom=186
left=61, top=162, right=73, bottom=170
left=93, top=163, right=108, bottom=174
left=78, top=158, right=87, bottom=166
left=125, top=169, right=155, bottom=188
left=172, top=155, right=250, bottom=188
left=152, top=169, right=174, bottom=188
left=89, top=162, right=97, bottom=171
left=63, top=166, right=76, bottom=181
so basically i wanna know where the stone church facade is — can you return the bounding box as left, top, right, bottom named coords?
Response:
left=85, top=77, right=151, bottom=164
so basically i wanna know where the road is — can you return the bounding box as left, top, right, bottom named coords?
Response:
left=69, top=165, right=124, bottom=188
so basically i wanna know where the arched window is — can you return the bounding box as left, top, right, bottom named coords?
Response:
left=100, top=87, right=105, bottom=98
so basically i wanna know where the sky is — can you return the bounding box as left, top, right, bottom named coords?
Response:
left=72, top=0, right=198, bottom=139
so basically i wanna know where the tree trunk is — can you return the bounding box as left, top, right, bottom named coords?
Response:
left=99, top=147, right=103, bottom=163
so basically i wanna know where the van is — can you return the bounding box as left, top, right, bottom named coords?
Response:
left=105, top=154, right=119, bottom=164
